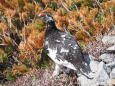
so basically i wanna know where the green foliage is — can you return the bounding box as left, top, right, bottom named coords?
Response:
left=83, top=1, right=92, bottom=6
left=37, top=49, right=51, bottom=68
left=6, top=70, right=16, bottom=81
left=0, top=54, right=7, bottom=63
left=99, top=0, right=108, bottom=2
left=69, top=4, right=77, bottom=11
left=95, top=11, right=103, bottom=22
left=0, top=39, right=2, bottom=44
left=78, top=41, right=86, bottom=49
left=4, top=45, right=12, bottom=53
left=18, top=0, right=25, bottom=12
left=34, top=19, right=46, bottom=31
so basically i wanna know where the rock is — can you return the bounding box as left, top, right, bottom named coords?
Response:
left=78, top=62, right=110, bottom=86
left=94, top=62, right=109, bottom=85
left=110, top=68, right=115, bottom=79
left=107, top=45, right=115, bottom=51
left=83, top=54, right=98, bottom=74
left=102, top=36, right=115, bottom=44
left=106, top=67, right=111, bottom=75
left=99, top=54, right=115, bottom=63
left=107, top=79, right=115, bottom=85
left=89, top=60, right=99, bottom=73
left=77, top=75, right=99, bottom=86
left=106, top=62, right=115, bottom=69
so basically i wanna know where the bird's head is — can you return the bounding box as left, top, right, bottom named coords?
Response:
left=38, top=12, right=54, bottom=23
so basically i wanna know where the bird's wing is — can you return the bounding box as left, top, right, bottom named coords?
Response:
left=55, top=31, right=84, bottom=67
left=44, top=30, right=85, bottom=68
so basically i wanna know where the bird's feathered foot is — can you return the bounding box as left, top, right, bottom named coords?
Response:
left=52, top=64, right=61, bottom=77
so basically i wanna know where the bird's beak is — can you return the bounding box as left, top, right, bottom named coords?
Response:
left=37, top=13, right=47, bottom=18
left=37, top=14, right=41, bottom=18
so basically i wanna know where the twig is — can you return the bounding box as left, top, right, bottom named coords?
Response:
left=12, top=56, right=22, bottom=64
left=0, top=44, right=7, bottom=46
left=61, top=1, right=70, bottom=12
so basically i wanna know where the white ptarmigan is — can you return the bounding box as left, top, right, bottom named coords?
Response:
left=38, top=12, right=91, bottom=78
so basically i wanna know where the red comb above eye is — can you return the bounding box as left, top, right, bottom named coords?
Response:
left=40, top=13, right=46, bottom=16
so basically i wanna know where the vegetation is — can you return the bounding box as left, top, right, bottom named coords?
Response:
left=0, top=0, right=114, bottom=84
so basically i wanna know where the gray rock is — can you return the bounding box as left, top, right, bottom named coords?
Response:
left=107, top=45, right=115, bottom=51
left=94, top=62, right=109, bottom=85
left=99, top=54, right=115, bottom=63
left=78, top=62, right=110, bottom=86
left=106, top=66, right=111, bottom=75
left=106, top=62, right=115, bottom=69
left=89, top=60, right=99, bottom=73
left=110, top=68, right=115, bottom=79
left=102, top=36, right=115, bottom=44
left=77, top=75, right=99, bottom=86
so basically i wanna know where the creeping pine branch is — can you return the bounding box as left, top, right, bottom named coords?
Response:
left=61, top=1, right=70, bottom=12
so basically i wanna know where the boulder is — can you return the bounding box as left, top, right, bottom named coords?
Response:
left=77, top=75, right=99, bottom=86
left=106, top=62, right=115, bottom=69
left=78, top=62, right=110, bottom=86
left=99, top=54, right=115, bottom=63
left=110, top=68, right=115, bottom=79
left=89, top=60, right=99, bottom=73
left=102, top=36, right=115, bottom=44
left=93, top=62, right=109, bottom=85
left=107, top=45, right=115, bottom=51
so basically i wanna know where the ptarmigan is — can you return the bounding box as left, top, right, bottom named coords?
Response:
left=38, top=12, right=91, bottom=78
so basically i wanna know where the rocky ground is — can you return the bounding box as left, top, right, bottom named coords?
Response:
left=7, top=26, right=115, bottom=86
left=79, top=26, right=115, bottom=86
left=7, top=64, right=78, bottom=86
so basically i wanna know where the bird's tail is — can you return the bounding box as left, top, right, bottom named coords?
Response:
left=77, top=63, right=93, bottom=79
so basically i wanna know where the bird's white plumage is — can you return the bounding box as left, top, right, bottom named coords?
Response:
left=45, top=41, right=48, bottom=45
left=60, top=48, right=69, bottom=53
left=55, top=40, right=60, bottom=42
left=61, top=35, right=66, bottom=37
left=47, top=47, right=77, bottom=71
left=73, top=46, right=77, bottom=49
left=68, top=44, right=71, bottom=46
left=47, top=48, right=57, bottom=60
